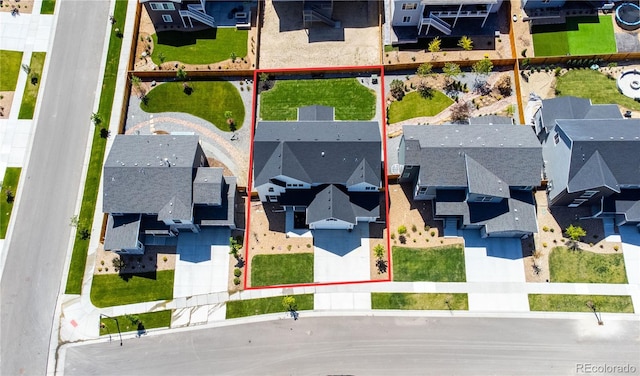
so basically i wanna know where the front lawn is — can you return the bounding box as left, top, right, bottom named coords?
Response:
left=555, top=69, right=640, bottom=111
left=387, top=90, right=454, bottom=124
left=0, top=168, right=21, bottom=239
left=90, top=271, right=175, bottom=308
left=151, top=28, right=248, bottom=65
left=259, top=78, right=377, bottom=121
left=529, top=294, right=634, bottom=313
left=141, top=80, right=244, bottom=131
left=0, top=50, right=24, bottom=91
left=251, top=253, right=314, bottom=287
left=19, top=52, right=46, bottom=119
left=40, top=0, right=56, bottom=14
left=549, top=247, right=627, bottom=284
left=532, top=16, right=616, bottom=56
left=99, top=310, right=172, bottom=336
left=226, top=294, right=314, bottom=319
left=372, top=293, right=468, bottom=310
left=392, top=245, right=466, bottom=282
left=65, top=0, right=128, bottom=295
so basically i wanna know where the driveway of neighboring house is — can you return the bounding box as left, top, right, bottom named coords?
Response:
left=620, top=225, right=640, bottom=286
left=461, top=230, right=529, bottom=311
left=313, top=224, right=371, bottom=283
left=173, top=227, right=231, bottom=298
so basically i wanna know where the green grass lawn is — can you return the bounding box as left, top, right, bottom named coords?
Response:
left=90, top=271, right=175, bottom=308
left=529, top=294, right=634, bottom=313
left=40, top=0, right=56, bottom=14
left=387, top=90, right=454, bottom=124
left=556, top=69, right=640, bottom=111
left=151, top=28, right=248, bottom=65
left=226, top=294, right=314, bottom=319
left=251, top=253, right=314, bottom=287
left=549, top=247, right=627, bottom=284
left=392, top=245, right=466, bottom=282
left=532, top=16, right=616, bottom=56
left=65, top=0, right=128, bottom=295
left=0, top=168, right=21, bottom=239
left=260, top=78, right=377, bottom=121
left=141, top=80, right=244, bottom=131
left=99, top=310, right=172, bottom=336
left=0, top=50, right=24, bottom=91
left=372, top=293, right=468, bottom=310
left=18, top=52, right=46, bottom=119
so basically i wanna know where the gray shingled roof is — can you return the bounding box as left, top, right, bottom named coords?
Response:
left=104, top=214, right=142, bottom=251
left=616, top=200, right=640, bottom=222
left=540, top=97, right=621, bottom=132
left=402, top=124, right=542, bottom=188
left=254, top=117, right=381, bottom=187
left=103, top=135, right=199, bottom=218
left=468, top=115, right=513, bottom=125
left=465, top=155, right=510, bottom=198
left=307, top=184, right=356, bottom=224
left=298, top=105, right=335, bottom=121
left=556, top=119, right=640, bottom=189
left=193, top=167, right=223, bottom=205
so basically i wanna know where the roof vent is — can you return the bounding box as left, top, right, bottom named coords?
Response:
left=321, top=151, right=325, bottom=157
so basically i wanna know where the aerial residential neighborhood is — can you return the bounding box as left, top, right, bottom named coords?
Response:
left=0, top=0, right=639, bottom=374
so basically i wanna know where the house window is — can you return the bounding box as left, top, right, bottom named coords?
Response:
left=475, top=196, right=493, bottom=202
left=268, top=187, right=274, bottom=192
left=162, top=14, right=173, bottom=22
left=174, top=219, right=182, bottom=224
left=553, top=133, right=560, bottom=145
left=268, top=195, right=278, bottom=202
left=402, top=3, right=417, bottom=10
left=568, top=199, right=587, bottom=208
left=326, top=218, right=337, bottom=221
left=150, top=2, right=175, bottom=11
left=418, top=187, right=428, bottom=195
left=402, top=16, right=411, bottom=23
left=402, top=172, right=410, bottom=178
left=580, top=190, right=598, bottom=199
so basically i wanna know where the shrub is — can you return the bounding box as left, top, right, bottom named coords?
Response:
left=390, top=79, right=405, bottom=101
left=390, top=233, right=396, bottom=240
left=397, top=225, right=407, bottom=235
left=430, top=231, right=436, bottom=237
left=542, top=242, right=548, bottom=248
left=613, top=245, right=619, bottom=251
left=233, top=277, right=241, bottom=285
left=399, top=235, right=407, bottom=244
left=542, top=226, right=549, bottom=232
left=411, top=224, right=417, bottom=233
left=163, top=256, right=168, bottom=262
left=306, top=244, right=311, bottom=248
left=287, top=244, right=292, bottom=251
left=424, top=225, right=431, bottom=231
left=521, top=49, right=527, bottom=57
left=234, top=268, right=242, bottom=277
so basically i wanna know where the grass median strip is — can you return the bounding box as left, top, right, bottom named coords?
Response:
left=549, top=247, right=627, bottom=284
left=99, top=310, right=172, bottom=336
left=529, top=294, right=634, bottom=313
left=260, top=78, right=376, bottom=121
left=90, top=271, right=175, bottom=308
left=18, top=52, right=46, bottom=119
left=226, top=294, right=314, bottom=319
left=65, top=0, right=127, bottom=294
left=0, top=50, right=23, bottom=91
left=0, top=168, right=21, bottom=239
left=392, top=245, right=466, bottom=282
left=372, top=293, right=468, bottom=310
left=251, top=253, right=314, bottom=287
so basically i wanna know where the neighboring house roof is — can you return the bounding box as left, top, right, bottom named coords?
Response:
left=468, top=115, right=513, bottom=125
left=104, top=214, right=142, bottom=251
left=103, top=135, right=200, bottom=219
left=193, top=167, right=223, bottom=206
left=254, top=107, right=381, bottom=187
left=616, top=200, right=640, bottom=222
left=402, top=124, right=542, bottom=188
left=539, top=97, right=621, bottom=133
left=556, top=119, right=640, bottom=191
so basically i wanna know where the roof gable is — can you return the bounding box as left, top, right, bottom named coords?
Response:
left=465, top=155, right=510, bottom=198
left=568, top=150, right=620, bottom=193
left=307, top=185, right=356, bottom=224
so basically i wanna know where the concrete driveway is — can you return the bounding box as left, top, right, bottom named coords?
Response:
left=461, top=230, right=528, bottom=311
left=313, top=224, right=370, bottom=283
left=173, top=227, right=230, bottom=297
left=620, top=225, right=640, bottom=285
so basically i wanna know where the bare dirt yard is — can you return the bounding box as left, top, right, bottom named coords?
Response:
left=1, top=0, right=35, bottom=14
left=0, top=91, right=14, bottom=119
left=259, top=0, right=380, bottom=68
left=94, top=244, right=176, bottom=276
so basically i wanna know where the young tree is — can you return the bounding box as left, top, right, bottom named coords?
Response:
left=130, top=75, right=146, bottom=98
left=176, top=68, right=187, bottom=81
left=565, top=224, right=586, bottom=250
left=457, top=35, right=473, bottom=51
left=416, top=62, right=433, bottom=77
left=417, top=81, right=434, bottom=99
left=90, top=112, right=102, bottom=126
left=450, top=101, right=471, bottom=122
left=225, top=111, right=236, bottom=132
left=442, top=62, right=461, bottom=84
left=373, top=244, right=385, bottom=260
left=472, top=57, right=494, bottom=76
left=282, top=296, right=297, bottom=311
left=112, top=257, right=126, bottom=272
left=158, top=52, right=166, bottom=69
left=494, top=74, right=512, bottom=96
left=428, top=36, right=441, bottom=53
left=390, top=79, right=405, bottom=101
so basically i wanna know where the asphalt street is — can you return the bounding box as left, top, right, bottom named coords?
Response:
left=64, top=316, right=640, bottom=376
left=0, top=1, right=110, bottom=375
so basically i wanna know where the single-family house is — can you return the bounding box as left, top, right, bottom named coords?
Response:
left=534, top=97, right=640, bottom=226
left=253, top=105, right=382, bottom=230
left=398, top=123, right=543, bottom=238
left=390, top=0, right=503, bottom=44
left=140, top=0, right=253, bottom=29
left=103, top=134, right=237, bottom=254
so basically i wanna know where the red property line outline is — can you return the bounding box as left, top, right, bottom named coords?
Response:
left=243, top=65, right=391, bottom=291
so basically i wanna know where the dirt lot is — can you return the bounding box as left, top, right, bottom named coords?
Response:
left=93, top=244, right=176, bottom=276
left=259, top=0, right=381, bottom=68
left=1, top=0, right=34, bottom=14
left=0, top=91, right=14, bottom=119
